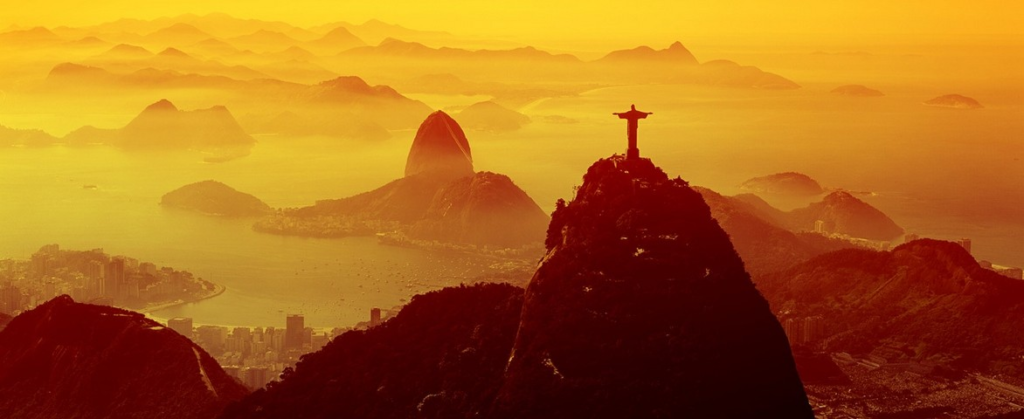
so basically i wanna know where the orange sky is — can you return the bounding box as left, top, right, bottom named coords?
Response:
left=4, top=0, right=1022, bottom=49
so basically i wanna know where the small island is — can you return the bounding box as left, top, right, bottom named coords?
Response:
left=741, top=172, right=824, bottom=196
left=923, top=94, right=983, bottom=109
left=161, top=180, right=271, bottom=217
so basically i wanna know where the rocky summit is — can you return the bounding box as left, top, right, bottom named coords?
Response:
left=492, top=155, right=813, bottom=418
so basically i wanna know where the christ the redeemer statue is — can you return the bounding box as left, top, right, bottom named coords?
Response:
left=613, top=104, right=652, bottom=160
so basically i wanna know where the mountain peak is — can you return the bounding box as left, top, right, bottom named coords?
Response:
left=494, top=155, right=813, bottom=417
left=144, top=99, right=178, bottom=112
left=405, top=111, right=473, bottom=180
left=0, top=295, right=249, bottom=417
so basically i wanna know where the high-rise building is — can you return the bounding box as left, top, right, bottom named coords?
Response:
left=370, top=308, right=382, bottom=328
left=813, top=220, right=825, bottom=234
left=957, top=238, right=972, bottom=255
left=168, top=317, right=194, bottom=339
left=285, top=314, right=304, bottom=350
left=105, top=258, right=125, bottom=299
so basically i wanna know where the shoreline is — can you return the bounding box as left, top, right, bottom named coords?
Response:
left=141, top=282, right=226, bottom=315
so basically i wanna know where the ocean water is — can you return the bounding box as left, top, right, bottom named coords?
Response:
left=1, top=84, right=1021, bottom=328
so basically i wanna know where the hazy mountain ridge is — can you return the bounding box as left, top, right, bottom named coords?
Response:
left=696, top=187, right=855, bottom=277
left=0, top=295, right=249, bottom=419
left=788, top=191, right=904, bottom=240
left=225, top=155, right=814, bottom=418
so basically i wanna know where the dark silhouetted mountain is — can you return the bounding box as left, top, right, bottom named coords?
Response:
left=0, top=313, right=10, bottom=331
left=0, top=123, right=60, bottom=147
left=408, top=172, right=549, bottom=247
left=255, top=112, right=547, bottom=247
left=696, top=59, right=801, bottom=89
left=492, top=155, right=812, bottom=418
left=405, top=110, right=474, bottom=181
left=788, top=191, right=903, bottom=240
left=598, top=41, right=698, bottom=65
left=696, top=187, right=852, bottom=277
left=117, top=99, right=255, bottom=151
left=455, top=101, right=530, bottom=132
left=221, top=283, right=524, bottom=419
left=831, top=84, right=884, bottom=97
left=759, top=239, right=1024, bottom=376
left=0, top=295, right=248, bottom=419
left=162, top=180, right=272, bottom=217
left=924, top=94, right=983, bottom=109
left=741, top=172, right=824, bottom=196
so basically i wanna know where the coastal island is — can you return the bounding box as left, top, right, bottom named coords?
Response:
left=161, top=180, right=272, bottom=217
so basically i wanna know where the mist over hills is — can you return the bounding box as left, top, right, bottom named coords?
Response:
left=224, top=155, right=814, bottom=418
left=788, top=191, right=904, bottom=240
left=61, top=99, right=256, bottom=159
left=0, top=296, right=248, bottom=419
left=696, top=187, right=854, bottom=277
left=455, top=101, right=531, bottom=132
left=254, top=111, right=548, bottom=248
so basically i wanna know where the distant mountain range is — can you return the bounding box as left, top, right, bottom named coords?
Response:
left=63, top=99, right=256, bottom=160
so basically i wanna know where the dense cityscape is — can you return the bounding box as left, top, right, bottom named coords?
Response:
left=0, top=244, right=219, bottom=315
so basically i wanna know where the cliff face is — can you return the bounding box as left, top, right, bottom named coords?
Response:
left=405, top=111, right=474, bottom=181
left=220, top=284, right=524, bottom=419
left=493, top=155, right=813, bottom=418
left=408, top=172, right=549, bottom=247
left=0, top=296, right=248, bottom=419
